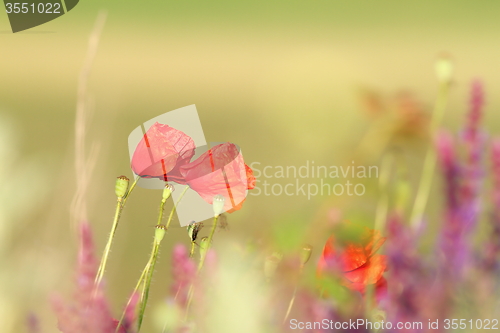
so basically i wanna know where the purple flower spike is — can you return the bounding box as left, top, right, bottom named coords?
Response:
left=484, top=139, right=500, bottom=271
left=460, top=80, right=487, bottom=232
left=437, top=131, right=461, bottom=213
left=27, top=313, right=40, bottom=333
left=52, top=222, right=136, bottom=333
left=436, top=81, right=488, bottom=278
left=436, top=131, right=470, bottom=275
left=491, top=139, right=500, bottom=229
left=171, top=244, right=197, bottom=308
left=384, top=215, right=442, bottom=331
left=464, top=80, right=484, bottom=142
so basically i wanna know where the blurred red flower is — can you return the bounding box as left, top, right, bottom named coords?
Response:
left=317, top=225, right=387, bottom=297
left=131, top=122, right=196, bottom=183
left=180, top=142, right=255, bottom=212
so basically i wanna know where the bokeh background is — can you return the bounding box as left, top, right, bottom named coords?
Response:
left=2, top=1, right=500, bottom=332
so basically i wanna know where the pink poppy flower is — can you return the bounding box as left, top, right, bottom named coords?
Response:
left=180, top=143, right=255, bottom=212
left=131, top=122, right=195, bottom=183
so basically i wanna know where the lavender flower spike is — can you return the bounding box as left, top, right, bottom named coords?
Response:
left=484, top=139, right=500, bottom=271
left=52, top=222, right=137, bottom=333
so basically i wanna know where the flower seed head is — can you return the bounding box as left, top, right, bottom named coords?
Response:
left=162, top=183, right=174, bottom=202
left=212, top=194, right=226, bottom=216
left=115, top=176, right=130, bottom=200
left=264, top=252, right=283, bottom=280
left=300, top=244, right=313, bottom=266
left=199, top=236, right=209, bottom=260
left=435, top=55, right=453, bottom=84
left=155, top=225, right=167, bottom=243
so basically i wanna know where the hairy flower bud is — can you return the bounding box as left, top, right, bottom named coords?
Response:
left=264, top=252, right=283, bottom=281
left=435, top=55, right=453, bottom=84
left=162, top=183, right=174, bottom=202
left=115, top=175, right=130, bottom=200
left=155, top=225, right=167, bottom=243
left=300, top=244, right=313, bottom=266
left=199, top=237, right=209, bottom=260
left=212, top=194, right=226, bottom=216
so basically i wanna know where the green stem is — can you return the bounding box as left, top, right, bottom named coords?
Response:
left=198, top=215, right=218, bottom=272
left=374, top=153, right=393, bottom=231
left=137, top=241, right=160, bottom=330
left=283, top=285, right=298, bottom=324
left=283, top=263, right=305, bottom=324
left=114, top=259, right=150, bottom=333
left=157, top=201, right=166, bottom=226
left=94, top=200, right=121, bottom=287
left=136, top=186, right=189, bottom=332
left=283, top=276, right=300, bottom=323
left=123, top=176, right=139, bottom=204
left=94, top=176, right=139, bottom=287
left=410, top=82, right=450, bottom=228
left=185, top=215, right=219, bottom=319
left=165, top=186, right=189, bottom=228
left=189, top=242, right=196, bottom=258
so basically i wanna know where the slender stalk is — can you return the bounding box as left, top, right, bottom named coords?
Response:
left=185, top=215, right=219, bottom=319
left=189, top=242, right=196, bottom=258
left=137, top=241, right=161, bottom=330
left=184, top=286, right=195, bottom=321
left=115, top=260, right=149, bottom=332
left=123, top=176, right=139, bottom=204
left=283, top=284, right=298, bottom=323
left=94, top=176, right=139, bottom=287
left=163, top=281, right=185, bottom=333
left=410, top=82, right=450, bottom=228
left=198, top=215, right=219, bottom=271
left=283, top=262, right=306, bottom=323
left=165, top=187, right=189, bottom=229
left=374, top=153, right=393, bottom=231
left=284, top=245, right=311, bottom=323
left=94, top=200, right=122, bottom=286
left=157, top=200, right=167, bottom=227
left=136, top=186, right=189, bottom=332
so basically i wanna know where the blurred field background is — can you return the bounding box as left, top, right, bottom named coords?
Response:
left=2, top=1, right=500, bottom=332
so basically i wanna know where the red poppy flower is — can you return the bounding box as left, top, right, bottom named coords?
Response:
left=317, top=225, right=387, bottom=296
left=131, top=122, right=196, bottom=183
left=180, top=142, right=255, bottom=212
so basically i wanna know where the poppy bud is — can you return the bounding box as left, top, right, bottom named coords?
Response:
left=115, top=176, right=130, bottom=200
left=264, top=252, right=283, bottom=281
left=212, top=195, right=225, bottom=216
left=300, top=244, right=313, bottom=266
left=199, top=236, right=209, bottom=260
left=162, top=184, right=174, bottom=202
left=435, top=55, right=453, bottom=84
left=155, top=225, right=167, bottom=243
